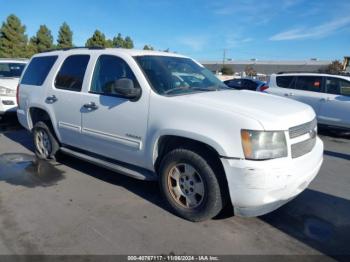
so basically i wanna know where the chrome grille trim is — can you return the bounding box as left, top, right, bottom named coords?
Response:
left=289, top=118, right=317, bottom=139
left=291, top=136, right=316, bottom=158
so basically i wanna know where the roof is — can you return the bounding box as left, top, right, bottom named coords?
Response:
left=272, top=72, right=350, bottom=81
left=34, top=48, right=188, bottom=58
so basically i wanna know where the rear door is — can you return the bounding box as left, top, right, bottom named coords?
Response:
left=46, top=54, right=90, bottom=148
left=318, top=77, right=350, bottom=128
left=291, top=75, right=325, bottom=115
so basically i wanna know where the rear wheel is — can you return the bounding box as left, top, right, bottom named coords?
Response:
left=33, top=121, right=59, bottom=160
left=159, top=148, right=225, bottom=222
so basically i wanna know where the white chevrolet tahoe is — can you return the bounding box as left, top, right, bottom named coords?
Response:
left=17, top=48, right=323, bottom=221
left=0, top=59, right=27, bottom=115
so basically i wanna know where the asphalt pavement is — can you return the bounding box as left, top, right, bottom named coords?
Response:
left=0, top=117, right=349, bottom=259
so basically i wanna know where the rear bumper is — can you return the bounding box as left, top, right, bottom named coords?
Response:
left=221, top=137, right=324, bottom=217
left=0, top=96, right=17, bottom=115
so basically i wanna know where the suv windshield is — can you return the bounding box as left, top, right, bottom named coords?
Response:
left=134, top=56, right=227, bottom=95
left=0, top=63, right=26, bottom=78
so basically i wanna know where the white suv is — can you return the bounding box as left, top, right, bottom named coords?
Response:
left=0, top=59, right=27, bottom=115
left=268, top=73, right=350, bottom=130
left=17, top=48, right=323, bottom=221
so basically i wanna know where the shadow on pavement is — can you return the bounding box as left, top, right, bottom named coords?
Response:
left=261, top=189, right=350, bottom=259
left=324, top=150, right=350, bottom=161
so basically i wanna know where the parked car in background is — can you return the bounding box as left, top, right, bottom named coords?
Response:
left=0, top=59, right=27, bottom=115
left=268, top=73, right=350, bottom=130
left=224, top=78, right=268, bottom=92
left=17, top=48, right=323, bottom=221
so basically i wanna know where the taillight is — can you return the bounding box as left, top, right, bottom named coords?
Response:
left=16, top=84, right=20, bottom=108
left=260, top=85, right=269, bottom=92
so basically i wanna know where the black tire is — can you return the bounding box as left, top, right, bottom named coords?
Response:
left=159, top=148, right=225, bottom=222
left=32, top=121, right=59, bottom=160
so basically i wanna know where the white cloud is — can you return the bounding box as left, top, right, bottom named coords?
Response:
left=270, top=17, right=350, bottom=41
left=178, top=36, right=208, bottom=51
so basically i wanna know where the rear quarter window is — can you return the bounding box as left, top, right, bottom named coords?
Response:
left=21, top=56, right=58, bottom=86
left=276, top=76, right=295, bottom=88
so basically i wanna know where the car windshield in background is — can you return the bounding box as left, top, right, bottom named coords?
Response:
left=0, top=63, right=26, bottom=78
left=134, top=55, right=227, bottom=95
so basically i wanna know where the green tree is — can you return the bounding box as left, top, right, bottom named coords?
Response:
left=85, top=30, right=107, bottom=48
left=57, top=22, right=73, bottom=49
left=221, top=65, right=234, bottom=75
left=0, top=14, right=28, bottom=58
left=143, top=44, right=154, bottom=50
left=124, top=36, right=134, bottom=49
left=323, top=60, right=343, bottom=75
left=30, top=25, right=54, bottom=53
left=112, top=33, right=125, bottom=48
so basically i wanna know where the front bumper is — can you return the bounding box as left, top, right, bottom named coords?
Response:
left=221, top=137, right=323, bottom=217
left=0, top=96, right=17, bottom=115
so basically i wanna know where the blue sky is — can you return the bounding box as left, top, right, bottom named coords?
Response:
left=1, top=0, right=349, bottom=61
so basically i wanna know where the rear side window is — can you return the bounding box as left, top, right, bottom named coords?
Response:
left=55, top=55, right=90, bottom=92
left=21, top=56, right=58, bottom=86
left=326, top=77, right=350, bottom=96
left=276, top=76, right=295, bottom=88
left=295, top=76, right=323, bottom=92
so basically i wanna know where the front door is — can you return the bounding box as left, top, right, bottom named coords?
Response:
left=80, top=54, right=149, bottom=167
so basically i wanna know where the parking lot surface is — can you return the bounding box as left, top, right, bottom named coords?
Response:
left=0, top=118, right=349, bottom=258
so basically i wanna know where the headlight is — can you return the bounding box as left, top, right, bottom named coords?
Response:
left=0, top=86, right=16, bottom=97
left=241, top=130, right=287, bottom=160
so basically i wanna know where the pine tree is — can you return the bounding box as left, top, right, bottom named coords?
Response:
left=112, top=33, right=124, bottom=48
left=85, top=30, right=107, bottom=48
left=30, top=25, right=54, bottom=53
left=143, top=45, right=154, bottom=50
left=0, top=14, right=28, bottom=58
left=57, top=22, right=73, bottom=49
left=124, top=36, right=134, bottom=49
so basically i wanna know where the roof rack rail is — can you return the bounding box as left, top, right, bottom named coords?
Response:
left=39, top=46, right=106, bottom=53
left=0, top=58, right=28, bottom=61
left=277, top=71, right=319, bottom=74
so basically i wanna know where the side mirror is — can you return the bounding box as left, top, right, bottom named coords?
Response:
left=112, top=78, right=141, bottom=100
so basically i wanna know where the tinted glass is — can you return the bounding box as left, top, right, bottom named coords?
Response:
left=0, top=63, right=26, bottom=78
left=326, top=77, right=350, bottom=96
left=135, top=56, right=227, bottom=95
left=295, top=76, right=323, bottom=92
left=91, top=55, right=140, bottom=95
left=225, top=79, right=242, bottom=89
left=55, top=55, right=90, bottom=92
left=276, top=76, right=294, bottom=88
left=242, top=79, right=258, bottom=91
left=21, top=56, right=57, bottom=86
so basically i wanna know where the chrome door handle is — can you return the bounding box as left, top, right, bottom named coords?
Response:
left=83, top=102, right=98, bottom=110
left=284, top=93, right=294, bottom=97
left=320, top=97, right=330, bottom=102
left=46, top=95, right=58, bottom=103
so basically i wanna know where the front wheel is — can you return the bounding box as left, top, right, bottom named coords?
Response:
left=159, top=148, right=225, bottom=222
left=33, top=121, right=59, bottom=160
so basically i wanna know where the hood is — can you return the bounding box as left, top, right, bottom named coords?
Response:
left=0, top=77, right=20, bottom=90
left=173, top=90, right=315, bottom=130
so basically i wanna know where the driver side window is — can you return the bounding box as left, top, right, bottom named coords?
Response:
left=90, top=55, right=140, bottom=95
